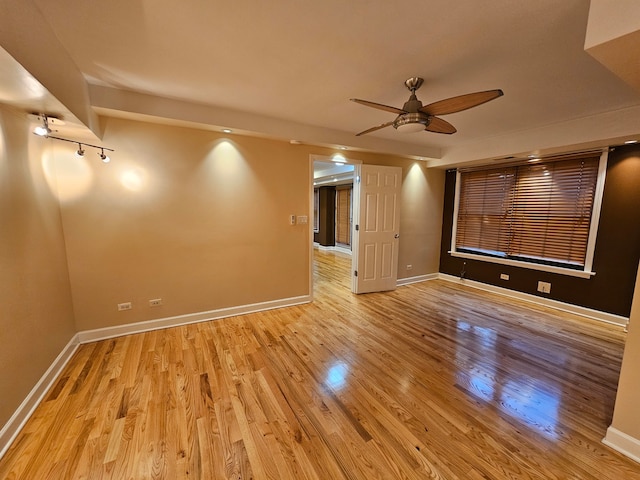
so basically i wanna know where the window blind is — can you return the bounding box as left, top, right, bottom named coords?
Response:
left=335, top=186, right=352, bottom=246
left=455, top=156, right=600, bottom=268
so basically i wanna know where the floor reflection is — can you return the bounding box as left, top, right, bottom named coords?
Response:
left=326, top=362, right=349, bottom=390
left=454, top=320, right=564, bottom=440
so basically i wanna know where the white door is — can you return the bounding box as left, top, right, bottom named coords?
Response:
left=352, top=164, right=402, bottom=294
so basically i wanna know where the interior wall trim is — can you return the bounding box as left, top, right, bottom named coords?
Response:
left=0, top=333, right=81, bottom=461
left=397, top=273, right=439, bottom=286
left=438, top=274, right=628, bottom=326
left=77, top=295, right=312, bottom=344
left=603, top=427, right=640, bottom=464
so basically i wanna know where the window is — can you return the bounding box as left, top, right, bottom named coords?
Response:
left=451, top=152, right=607, bottom=278
left=335, top=186, right=352, bottom=246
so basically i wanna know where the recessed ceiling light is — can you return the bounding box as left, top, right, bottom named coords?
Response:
left=624, top=140, right=638, bottom=144
left=528, top=157, right=541, bottom=163
left=338, top=146, right=347, bottom=150
left=332, top=154, right=346, bottom=162
left=222, top=128, right=232, bottom=133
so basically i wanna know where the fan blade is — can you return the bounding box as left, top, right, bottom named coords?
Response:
left=425, top=116, right=457, bottom=134
left=420, top=89, right=503, bottom=116
left=350, top=98, right=406, bottom=115
left=355, top=120, right=395, bottom=136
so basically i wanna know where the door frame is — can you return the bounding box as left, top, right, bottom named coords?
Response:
left=309, top=154, right=361, bottom=300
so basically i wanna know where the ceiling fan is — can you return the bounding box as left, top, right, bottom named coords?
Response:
left=350, top=77, right=503, bottom=136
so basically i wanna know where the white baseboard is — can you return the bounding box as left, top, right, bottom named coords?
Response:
left=0, top=333, right=80, bottom=460
left=397, top=273, right=439, bottom=286
left=603, top=426, right=640, bottom=463
left=438, top=274, right=628, bottom=326
left=77, top=295, right=312, bottom=343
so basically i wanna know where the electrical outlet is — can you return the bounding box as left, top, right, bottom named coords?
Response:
left=149, top=298, right=163, bottom=307
left=118, top=302, right=132, bottom=311
left=406, top=264, right=413, bottom=270
left=296, top=215, right=308, bottom=224
left=500, top=273, right=509, bottom=280
left=289, top=214, right=296, bottom=225
left=537, top=281, right=551, bottom=294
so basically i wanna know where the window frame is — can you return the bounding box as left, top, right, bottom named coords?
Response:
left=449, top=150, right=608, bottom=279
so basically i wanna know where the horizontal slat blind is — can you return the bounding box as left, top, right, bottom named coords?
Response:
left=336, top=187, right=352, bottom=245
left=455, top=156, right=600, bottom=268
left=456, top=167, right=516, bottom=256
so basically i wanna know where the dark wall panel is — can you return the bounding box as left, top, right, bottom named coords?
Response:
left=314, top=186, right=336, bottom=246
left=439, top=144, right=640, bottom=317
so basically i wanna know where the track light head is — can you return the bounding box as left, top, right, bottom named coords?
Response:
left=75, top=143, right=85, bottom=158
left=34, top=116, right=51, bottom=136
left=31, top=113, right=64, bottom=136
left=99, top=149, right=110, bottom=163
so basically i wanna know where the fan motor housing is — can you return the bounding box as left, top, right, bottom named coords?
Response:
left=393, top=112, right=430, bottom=132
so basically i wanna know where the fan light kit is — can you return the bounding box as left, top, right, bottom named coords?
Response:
left=351, top=77, right=503, bottom=136
left=32, top=113, right=114, bottom=163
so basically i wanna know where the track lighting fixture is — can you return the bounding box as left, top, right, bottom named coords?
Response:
left=47, top=137, right=113, bottom=163
left=34, top=132, right=114, bottom=163
left=31, top=112, right=114, bottom=162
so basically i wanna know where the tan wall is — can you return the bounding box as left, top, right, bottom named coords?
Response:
left=54, top=116, right=444, bottom=331
left=610, top=262, right=640, bottom=438
left=57, top=117, right=311, bottom=331
left=0, top=106, right=76, bottom=426
left=398, top=161, right=445, bottom=277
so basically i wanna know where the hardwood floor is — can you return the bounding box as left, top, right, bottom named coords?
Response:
left=2, top=249, right=639, bottom=479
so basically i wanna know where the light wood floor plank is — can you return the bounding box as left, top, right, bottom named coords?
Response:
left=1, top=248, right=640, bottom=479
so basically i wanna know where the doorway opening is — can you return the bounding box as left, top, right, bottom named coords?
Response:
left=312, top=157, right=356, bottom=292
left=310, top=157, right=402, bottom=296
left=313, top=159, right=355, bottom=252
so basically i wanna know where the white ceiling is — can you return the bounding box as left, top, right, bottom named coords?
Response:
left=2, top=0, right=640, bottom=166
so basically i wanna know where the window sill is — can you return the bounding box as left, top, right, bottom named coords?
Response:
left=448, top=251, right=595, bottom=279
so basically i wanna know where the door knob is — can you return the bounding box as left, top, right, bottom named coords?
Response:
left=394, top=233, right=400, bottom=239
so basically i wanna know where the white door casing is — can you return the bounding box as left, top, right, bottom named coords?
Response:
left=352, top=164, right=402, bottom=294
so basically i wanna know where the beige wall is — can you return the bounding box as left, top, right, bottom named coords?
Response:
left=398, top=161, right=445, bottom=276
left=57, top=117, right=311, bottom=331
left=51, top=115, right=444, bottom=331
left=0, top=106, right=76, bottom=426
left=610, top=262, right=640, bottom=438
